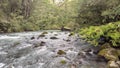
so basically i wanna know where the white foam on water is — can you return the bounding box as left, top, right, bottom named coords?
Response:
left=35, top=46, right=47, bottom=54
left=0, top=51, right=7, bottom=55
left=0, top=47, right=2, bottom=50
left=0, top=35, right=20, bottom=39
left=18, top=44, right=32, bottom=50
left=0, top=63, right=5, bottom=68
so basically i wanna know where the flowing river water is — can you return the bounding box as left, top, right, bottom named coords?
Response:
left=0, top=30, right=107, bottom=68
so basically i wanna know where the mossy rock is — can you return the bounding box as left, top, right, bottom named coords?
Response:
left=41, top=32, right=48, bottom=35
left=117, top=50, right=120, bottom=56
left=37, top=34, right=45, bottom=39
left=107, top=61, right=119, bottom=68
left=57, top=50, right=66, bottom=55
left=98, top=48, right=119, bottom=61
left=101, top=43, right=112, bottom=49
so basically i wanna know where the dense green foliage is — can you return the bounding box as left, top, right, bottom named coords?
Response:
left=77, top=0, right=120, bottom=27
left=79, top=21, right=120, bottom=46
left=0, top=0, right=34, bottom=32
left=0, top=0, right=79, bottom=33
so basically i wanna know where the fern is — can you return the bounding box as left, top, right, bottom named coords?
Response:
left=79, top=21, right=120, bottom=46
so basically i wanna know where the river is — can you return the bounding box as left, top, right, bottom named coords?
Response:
left=0, top=30, right=106, bottom=68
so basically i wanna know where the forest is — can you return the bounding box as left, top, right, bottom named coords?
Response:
left=0, top=0, right=120, bottom=68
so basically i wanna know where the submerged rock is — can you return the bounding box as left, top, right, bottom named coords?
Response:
left=54, top=34, right=58, bottom=36
left=34, top=41, right=46, bottom=48
left=63, top=39, right=71, bottom=42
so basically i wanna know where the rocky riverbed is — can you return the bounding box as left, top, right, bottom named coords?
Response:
left=0, top=30, right=107, bottom=68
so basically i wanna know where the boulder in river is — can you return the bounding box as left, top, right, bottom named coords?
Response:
left=107, top=61, right=119, bottom=68
left=57, top=50, right=66, bottom=55
left=50, top=37, right=58, bottom=39
left=37, top=34, right=45, bottom=39
left=98, top=48, right=119, bottom=61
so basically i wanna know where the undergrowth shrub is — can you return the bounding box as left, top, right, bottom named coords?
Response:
left=79, top=21, right=120, bottom=46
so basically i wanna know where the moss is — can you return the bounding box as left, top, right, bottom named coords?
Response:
left=60, top=60, right=67, bottom=64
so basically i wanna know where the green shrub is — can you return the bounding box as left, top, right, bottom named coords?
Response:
left=79, top=21, right=120, bottom=46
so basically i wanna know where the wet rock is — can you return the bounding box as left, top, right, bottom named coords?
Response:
left=86, top=52, right=93, bottom=56
left=65, top=32, right=68, bottom=34
left=45, top=37, right=48, bottom=39
left=107, top=61, right=119, bottom=68
left=57, top=50, right=66, bottom=55
left=94, top=56, right=107, bottom=62
left=37, top=34, right=45, bottom=39
left=117, top=50, right=120, bottom=56
left=84, top=48, right=92, bottom=53
left=69, top=32, right=74, bottom=36
left=93, top=50, right=99, bottom=55
left=50, top=37, right=58, bottom=39
left=63, top=39, right=71, bottom=42
left=13, top=41, right=20, bottom=46
left=78, top=52, right=86, bottom=58
left=34, top=41, right=46, bottom=48
left=98, top=48, right=119, bottom=61
left=70, top=64, right=76, bottom=68
left=101, top=43, right=111, bottom=49
left=116, top=61, right=120, bottom=66
left=54, top=34, right=58, bottom=36
left=31, top=36, right=35, bottom=40
left=61, top=26, right=71, bottom=31
left=83, top=49, right=93, bottom=56
left=37, top=32, right=48, bottom=39
left=40, top=41, right=46, bottom=46
left=41, top=32, right=48, bottom=35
